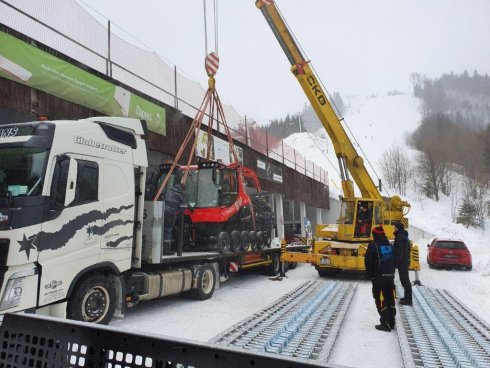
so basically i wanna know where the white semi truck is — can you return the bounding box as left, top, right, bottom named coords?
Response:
left=0, top=117, right=291, bottom=324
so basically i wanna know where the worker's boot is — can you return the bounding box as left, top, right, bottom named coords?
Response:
left=399, top=298, right=412, bottom=306
left=162, top=240, right=175, bottom=256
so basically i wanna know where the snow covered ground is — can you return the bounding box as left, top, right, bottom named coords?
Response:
left=111, top=94, right=490, bottom=367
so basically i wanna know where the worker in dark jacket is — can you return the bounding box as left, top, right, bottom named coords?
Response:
left=163, top=182, right=186, bottom=255
left=365, top=226, right=396, bottom=332
left=393, top=223, right=412, bottom=306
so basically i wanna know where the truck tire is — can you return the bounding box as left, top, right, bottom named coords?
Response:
left=288, top=262, right=298, bottom=270
left=268, top=253, right=280, bottom=276
left=67, top=274, right=116, bottom=325
left=240, top=231, right=249, bottom=252
left=230, top=230, right=241, bottom=253
left=187, top=264, right=217, bottom=300
left=217, top=232, right=230, bottom=253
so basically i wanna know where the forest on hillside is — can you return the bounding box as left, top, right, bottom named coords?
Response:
left=381, top=71, right=490, bottom=229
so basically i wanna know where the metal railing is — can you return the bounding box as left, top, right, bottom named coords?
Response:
left=0, top=0, right=328, bottom=185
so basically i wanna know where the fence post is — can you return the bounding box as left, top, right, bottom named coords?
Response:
left=266, top=130, right=269, bottom=157
left=107, top=20, right=112, bottom=77
left=174, top=65, right=178, bottom=110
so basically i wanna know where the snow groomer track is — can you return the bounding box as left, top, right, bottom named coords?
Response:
left=212, top=280, right=356, bottom=362
left=397, top=286, right=490, bottom=368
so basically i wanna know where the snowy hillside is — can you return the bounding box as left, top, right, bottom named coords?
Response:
left=285, top=94, right=421, bottom=194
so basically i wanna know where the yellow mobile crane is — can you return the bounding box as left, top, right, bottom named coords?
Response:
left=255, top=0, right=420, bottom=276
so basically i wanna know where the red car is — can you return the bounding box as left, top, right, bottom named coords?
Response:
left=427, top=238, right=472, bottom=270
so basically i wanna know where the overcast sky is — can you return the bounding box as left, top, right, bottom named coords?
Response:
left=77, top=0, right=490, bottom=123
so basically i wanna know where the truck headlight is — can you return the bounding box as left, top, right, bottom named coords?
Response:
left=0, top=277, right=25, bottom=310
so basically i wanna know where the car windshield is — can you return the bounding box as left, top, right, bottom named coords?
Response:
left=435, top=241, right=467, bottom=250
left=0, top=147, right=49, bottom=197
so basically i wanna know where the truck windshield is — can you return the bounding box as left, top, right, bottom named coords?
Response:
left=0, top=147, right=48, bottom=197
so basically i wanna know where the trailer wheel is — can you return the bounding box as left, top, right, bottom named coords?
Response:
left=217, top=232, right=230, bottom=253
left=67, top=274, right=116, bottom=325
left=188, top=264, right=217, bottom=300
left=256, top=231, right=264, bottom=250
left=230, top=230, right=241, bottom=253
left=240, top=231, right=249, bottom=252
left=249, top=231, right=258, bottom=250
left=268, top=253, right=280, bottom=276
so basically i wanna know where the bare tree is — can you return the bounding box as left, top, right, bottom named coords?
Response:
left=410, top=113, right=456, bottom=200
left=380, top=144, right=412, bottom=196
left=458, top=175, right=487, bottom=229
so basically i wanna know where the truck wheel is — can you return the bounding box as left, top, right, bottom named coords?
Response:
left=240, top=231, right=249, bottom=252
left=217, top=232, right=230, bottom=253
left=67, top=274, right=116, bottom=325
left=188, top=264, right=217, bottom=300
left=230, top=230, right=241, bottom=253
left=249, top=231, right=258, bottom=250
left=268, top=253, right=280, bottom=276
left=288, top=262, right=298, bottom=270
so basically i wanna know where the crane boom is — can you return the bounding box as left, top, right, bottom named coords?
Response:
left=256, top=1, right=381, bottom=200
left=255, top=0, right=419, bottom=276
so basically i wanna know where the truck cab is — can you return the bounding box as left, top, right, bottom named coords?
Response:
left=0, top=117, right=147, bottom=321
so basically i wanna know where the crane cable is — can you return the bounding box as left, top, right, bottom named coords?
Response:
left=203, top=0, right=219, bottom=56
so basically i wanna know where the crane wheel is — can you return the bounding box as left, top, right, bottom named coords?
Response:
left=230, top=230, right=241, bottom=253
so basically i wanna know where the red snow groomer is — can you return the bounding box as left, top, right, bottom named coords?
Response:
left=148, top=160, right=274, bottom=253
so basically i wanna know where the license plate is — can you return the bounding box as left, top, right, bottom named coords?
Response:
left=320, top=258, right=330, bottom=265
left=444, top=255, right=458, bottom=258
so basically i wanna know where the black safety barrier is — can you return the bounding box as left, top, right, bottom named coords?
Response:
left=0, top=313, right=339, bottom=368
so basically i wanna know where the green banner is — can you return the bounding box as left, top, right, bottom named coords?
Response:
left=0, top=31, right=166, bottom=135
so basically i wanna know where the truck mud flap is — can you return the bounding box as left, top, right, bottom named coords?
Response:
left=0, top=314, right=331, bottom=368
